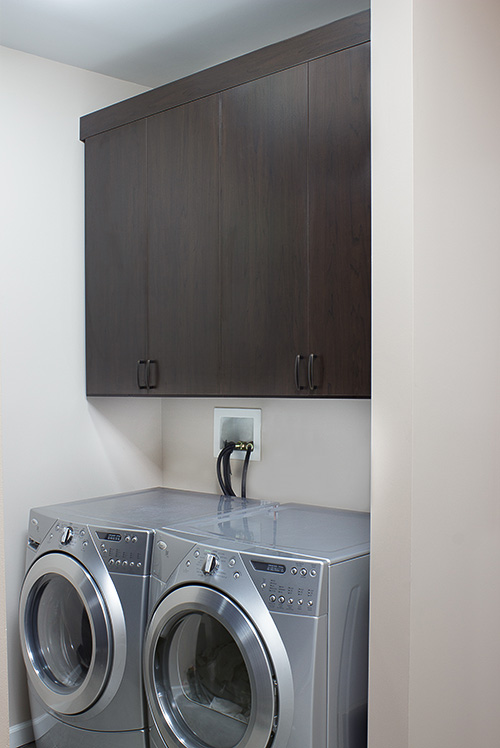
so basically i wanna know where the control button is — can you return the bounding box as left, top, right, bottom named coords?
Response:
left=82, top=541, right=88, bottom=550
left=101, top=543, right=106, bottom=550
left=288, top=598, right=294, bottom=605
left=194, top=550, right=200, bottom=558
left=31, top=518, right=39, bottom=528
left=60, top=527, right=73, bottom=545
left=137, top=562, right=142, bottom=569
left=307, top=600, right=314, bottom=607
left=310, top=569, right=317, bottom=577
left=102, top=548, right=108, bottom=555
left=203, top=553, right=219, bottom=576
left=109, top=559, right=115, bottom=566
left=298, top=599, right=303, bottom=606
left=300, top=568, right=307, bottom=577
left=186, top=560, right=191, bottom=567
left=278, top=596, right=285, bottom=604
left=261, top=582, right=267, bottom=589
left=228, top=558, right=236, bottom=567
left=79, top=529, right=86, bottom=537
left=125, top=535, right=131, bottom=543
left=269, top=595, right=276, bottom=603
left=291, top=567, right=298, bottom=575
left=115, top=560, right=121, bottom=567
left=157, top=540, right=167, bottom=551
left=130, top=561, right=135, bottom=567
left=233, top=572, right=240, bottom=580
left=131, top=536, right=138, bottom=543
left=122, top=560, right=128, bottom=567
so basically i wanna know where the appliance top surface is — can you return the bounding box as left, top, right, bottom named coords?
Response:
left=170, top=502, right=370, bottom=562
left=34, top=487, right=267, bottom=530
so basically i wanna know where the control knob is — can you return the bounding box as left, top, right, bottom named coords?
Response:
left=60, top=526, right=73, bottom=545
left=203, top=553, right=219, bottom=576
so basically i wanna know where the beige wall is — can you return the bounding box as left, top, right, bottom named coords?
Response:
left=370, top=1, right=500, bottom=746
left=1, top=382, right=9, bottom=748
left=162, top=398, right=371, bottom=510
left=0, top=48, right=163, bottom=738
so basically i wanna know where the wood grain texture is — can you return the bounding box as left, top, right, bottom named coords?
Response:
left=147, top=96, right=221, bottom=395
left=85, top=120, right=148, bottom=395
left=219, top=66, right=309, bottom=396
left=308, top=43, right=371, bottom=396
left=80, top=11, right=370, bottom=141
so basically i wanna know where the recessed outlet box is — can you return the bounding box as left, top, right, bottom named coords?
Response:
left=213, top=408, right=261, bottom=461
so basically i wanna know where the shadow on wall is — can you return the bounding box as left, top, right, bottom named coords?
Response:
left=87, top=398, right=163, bottom=487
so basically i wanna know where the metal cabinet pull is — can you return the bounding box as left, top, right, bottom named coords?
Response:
left=137, top=360, right=148, bottom=390
left=137, top=360, right=158, bottom=391
left=308, top=353, right=318, bottom=391
left=295, top=355, right=304, bottom=391
left=146, top=359, right=158, bottom=390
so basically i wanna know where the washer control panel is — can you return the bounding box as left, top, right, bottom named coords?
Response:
left=94, top=528, right=150, bottom=574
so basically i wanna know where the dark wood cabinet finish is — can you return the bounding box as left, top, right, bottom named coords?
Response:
left=85, top=120, right=148, bottom=395
left=80, top=11, right=370, bottom=141
left=308, top=43, right=371, bottom=396
left=147, top=96, right=221, bottom=395
left=82, top=12, right=371, bottom=398
left=220, top=67, right=309, bottom=396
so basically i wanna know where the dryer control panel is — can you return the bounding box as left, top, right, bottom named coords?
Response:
left=244, top=555, right=325, bottom=616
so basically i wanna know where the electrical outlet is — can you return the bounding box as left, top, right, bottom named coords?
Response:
left=213, top=408, right=261, bottom=461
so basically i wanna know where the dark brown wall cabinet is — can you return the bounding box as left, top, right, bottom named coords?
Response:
left=82, top=11, right=371, bottom=398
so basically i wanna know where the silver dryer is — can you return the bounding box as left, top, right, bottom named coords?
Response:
left=143, top=501, right=370, bottom=748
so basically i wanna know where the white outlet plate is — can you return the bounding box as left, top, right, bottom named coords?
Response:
left=213, top=408, right=261, bottom=461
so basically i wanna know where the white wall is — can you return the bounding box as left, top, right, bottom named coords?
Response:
left=162, top=398, right=371, bottom=510
left=0, top=47, right=163, bottom=736
left=370, top=1, right=500, bottom=746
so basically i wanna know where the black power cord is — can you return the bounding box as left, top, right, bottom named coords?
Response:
left=216, top=441, right=254, bottom=498
left=240, top=443, right=252, bottom=498
left=216, top=442, right=236, bottom=497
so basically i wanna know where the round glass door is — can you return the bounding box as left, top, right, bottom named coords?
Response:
left=144, top=586, right=277, bottom=748
left=19, top=553, right=113, bottom=715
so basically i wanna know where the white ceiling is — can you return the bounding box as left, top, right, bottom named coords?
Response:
left=0, top=0, right=369, bottom=88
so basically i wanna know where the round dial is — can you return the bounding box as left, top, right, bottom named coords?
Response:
left=60, top=526, right=74, bottom=545
left=202, top=553, right=219, bottom=575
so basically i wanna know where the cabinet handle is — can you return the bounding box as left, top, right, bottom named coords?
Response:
left=137, top=360, right=148, bottom=390
left=308, top=354, right=318, bottom=391
left=146, top=359, right=158, bottom=390
left=295, top=355, right=304, bottom=391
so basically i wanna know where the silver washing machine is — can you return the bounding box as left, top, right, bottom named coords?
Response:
left=143, top=501, right=370, bottom=748
left=19, top=487, right=265, bottom=748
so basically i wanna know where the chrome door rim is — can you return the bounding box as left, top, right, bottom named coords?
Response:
left=19, top=552, right=113, bottom=715
left=144, top=584, right=277, bottom=748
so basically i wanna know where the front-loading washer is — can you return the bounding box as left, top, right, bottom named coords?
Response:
left=143, top=501, right=370, bottom=748
left=19, top=487, right=266, bottom=748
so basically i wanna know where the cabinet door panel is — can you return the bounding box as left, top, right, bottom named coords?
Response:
left=220, top=67, right=308, bottom=396
left=85, top=121, right=148, bottom=395
left=308, top=44, right=371, bottom=397
left=147, top=96, right=220, bottom=395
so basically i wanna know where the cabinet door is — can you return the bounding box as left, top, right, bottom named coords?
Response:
left=308, top=43, right=371, bottom=396
left=220, top=67, right=309, bottom=396
left=85, top=121, right=148, bottom=395
left=147, top=96, right=220, bottom=395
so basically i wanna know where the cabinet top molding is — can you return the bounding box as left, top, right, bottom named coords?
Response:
left=80, top=10, right=369, bottom=141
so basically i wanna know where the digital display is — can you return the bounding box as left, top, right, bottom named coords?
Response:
left=252, top=560, right=286, bottom=574
left=106, top=533, right=122, bottom=542
left=97, top=531, right=122, bottom=542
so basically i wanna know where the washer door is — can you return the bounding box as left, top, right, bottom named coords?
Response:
left=144, top=585, right=278, bottom=748
left=19, top=552, right=113, bottom=715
